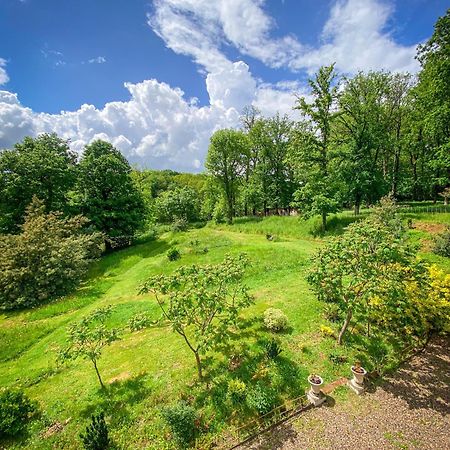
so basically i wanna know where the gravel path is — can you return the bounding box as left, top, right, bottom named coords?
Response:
left=244, top=337, right=450, bottom=450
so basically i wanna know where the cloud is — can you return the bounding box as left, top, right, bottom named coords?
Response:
left=0, top=0, right=422, bottom=172
left=149, top=0, right=419, bottom=75
left=0, top=59, right=9, bottom=85
left=88, top=56, right=107, bottom=64
left=290, top=0, right=419, bottom=74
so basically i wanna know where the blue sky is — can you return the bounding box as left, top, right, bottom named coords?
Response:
left=0, top=0, right=447, bottom=171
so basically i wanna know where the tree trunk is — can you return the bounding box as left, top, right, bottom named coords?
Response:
left=194, top=352, right=203, bottom=379
left=338, top=309, right=352, bottom=345
left=92, top=359, right=105, bottom=389
left=322, top=212, right=327, bottom=231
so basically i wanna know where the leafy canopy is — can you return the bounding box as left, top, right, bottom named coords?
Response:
left=0, top=133, right=77, bottom=233
left=76, top=140, right=145, bottom=248
left=0, top=197, right=102, bottom=310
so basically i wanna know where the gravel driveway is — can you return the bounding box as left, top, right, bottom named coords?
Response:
left=243, top=337, right=450, bottom=450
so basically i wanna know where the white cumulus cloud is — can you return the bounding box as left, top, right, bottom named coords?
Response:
left=0, top=0, right=423, bottom=171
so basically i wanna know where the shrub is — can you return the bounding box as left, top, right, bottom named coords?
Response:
left=320, top=324, right=335, bottom=338
left=263, top=308, right=289, bottom=332
left=80, top=412, right=110, bottom=450
left=432, top=226, right=450, bottom=257
left=322, top=304, right=341, bottom=323
left=167, top=248, right=181, bottom=261
left=128, top=312, right=151, bottom=331
left=171, top=218, right=188, bottom=232
left=0, top=388, right=36, bottom=436
left=264, top=338, right=283, bottom=359
left=161, top=401, right=198, bottom=448
left=246, top=386, right=277, bottom=416
left=328, top=350, right=348, bottom=365
left=227, top=379, right=246, bottom=404
left=0, top=197, right=102, bottom=310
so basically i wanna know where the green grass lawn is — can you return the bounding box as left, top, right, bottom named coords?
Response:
left=0, top=211, right=448, bottom=449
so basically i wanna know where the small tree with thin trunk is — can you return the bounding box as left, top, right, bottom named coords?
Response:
left=307, top=197, right=424, bottom=344
left=139, top=254, right=253, bottom=379
left=59, top=306, right=119, bottom=388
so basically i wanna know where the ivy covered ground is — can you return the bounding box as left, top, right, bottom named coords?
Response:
left=0, top=211, right=448, bottom=449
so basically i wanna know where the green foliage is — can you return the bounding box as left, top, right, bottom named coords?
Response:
left=291, top=65, right=341, bottom=230
left=263, top=308, right=289, bottom=332
left=80, top=412, right=111, bottom=450
left=76, top=140, right=145, bottom=249
left=226, top=379, right=246, bottom=405
left=171, top=218, right=188, bottom=232
left=432, top=226, right=450, bottom=257
left=167, top=247, right=181, bottom=261
left=155, top=186, right=200, bottom=224
left=206, top=129, right=250, bottom=223
left=308, top=197, right=427, bottom=344
left=0, top=388, right=36, bottom=436
left=322, top=303, right=341, bottom=323
left=246, top=385, right=277, bottom=416
left=0, top=197, right=103, bottom=310
left=264, top=338, right=282, bottom=359
left=140, top=254, right=253, bottom=378
left=128, top=312, right=151, bottom=332
left=0, top=133, right=77, bottom=233
left=161, top=401, right=198, bottom=448
left=59, top=306, right=120, bottom=388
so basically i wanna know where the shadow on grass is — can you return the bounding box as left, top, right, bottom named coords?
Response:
left=310, top=214, right=366, bottom=238
left=80, top=373, right=151, bottom=427
left=189, top=317, right=306, bottom=426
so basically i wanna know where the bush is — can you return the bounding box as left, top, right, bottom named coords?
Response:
left=264, top=338, right=283, bottom=359
left=80, top=412, right=110, bottom=450
left=246, top=386, right=277, bottom=416
left=0, top=197, right=103, bottom=310
left=0, top=388, right=36, bottom=436
left=263, top=308, right=289, bottom=332
left=320, top=324, right=335, bottom=338
left=161, top=401, right=198, bottom=448
left=432, top=226, right=450, bottom=257
left=171, top=218, right=188, bottom=232
left=226, top=379, right=246, bottom=404
left=167, top=248, right=181, bottom=261
left=128, top=312, right=151, bottom=331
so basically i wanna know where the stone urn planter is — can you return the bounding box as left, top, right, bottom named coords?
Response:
left=308, top=374, right=323, bottom=395
left=307, top=374, right=325, bottom=406
left=348, top=361, right=367, bottom=395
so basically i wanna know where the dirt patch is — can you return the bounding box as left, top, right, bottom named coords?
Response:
left=42, top=418, right=71, bottom=438
left=413, top=221, right=446, bottom=234
left=109, top=371, right=131, bottom=384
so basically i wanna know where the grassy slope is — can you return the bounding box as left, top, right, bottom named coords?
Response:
left=0, top=211, right=448, bottom=449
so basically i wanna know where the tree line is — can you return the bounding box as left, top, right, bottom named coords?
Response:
left=206, top=10, right=450, bottom=228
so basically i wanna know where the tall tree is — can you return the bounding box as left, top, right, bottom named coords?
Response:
left=291, top=64, right=341, bottom=230
left=414, top=9, right=450, bottom=199
left=76, top=140, right=145, bottom=249
left=0, top=133, right=77, bottom=233
left=337, top=71, right=390, bottom=214
left=248, top=115, right=295, bottom=214
left=206, top=129, right=249, bottom=224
